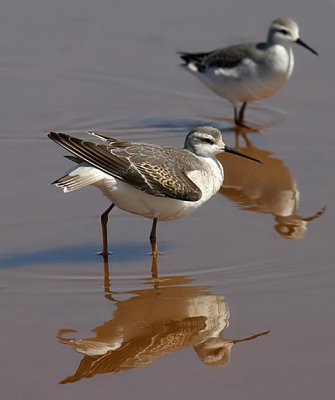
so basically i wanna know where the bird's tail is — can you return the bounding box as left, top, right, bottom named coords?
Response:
left=177, top=51, right=210, bottom=64
left=52, top=164, right=106, bottom=193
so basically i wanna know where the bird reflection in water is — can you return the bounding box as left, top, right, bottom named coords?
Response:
left=57, top=265, right=269, bottom=384
left=218, top=132, right=325, bottom=239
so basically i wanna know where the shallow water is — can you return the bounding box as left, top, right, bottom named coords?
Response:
left=1, top=0, right=335, bottom=399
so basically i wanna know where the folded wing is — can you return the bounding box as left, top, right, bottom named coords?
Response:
left=48, top=132, right=202, bottom=202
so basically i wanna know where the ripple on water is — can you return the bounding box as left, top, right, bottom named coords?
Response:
left=3, top=239, right=322, bottom=293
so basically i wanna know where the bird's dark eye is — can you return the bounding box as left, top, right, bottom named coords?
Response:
left=280, top=29, right=289, bottom=35
left=203, top=138, right=214, bottom=144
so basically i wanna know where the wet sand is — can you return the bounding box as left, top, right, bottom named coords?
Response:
left=1, top=1, right=334, bottom=399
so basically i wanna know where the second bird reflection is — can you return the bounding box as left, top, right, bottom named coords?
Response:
left=218, top=134, right=325, bottom=239
left=58, top=276, right=269, bottom=383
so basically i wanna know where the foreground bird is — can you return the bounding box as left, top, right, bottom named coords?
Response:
left=179, top=17, right=318, bottom=127
left=48, top=127, right=260, bottom=257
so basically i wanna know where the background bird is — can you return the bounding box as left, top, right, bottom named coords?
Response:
left=179, top=17, right=318, bottom=128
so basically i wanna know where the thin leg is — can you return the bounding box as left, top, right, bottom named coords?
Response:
left=149, top=218, right=158, bottom=257
left=238, top=102, right=247, bottom=124
left=234, top=102, right=258, bottom=131
left=149, top=218, right=159, bottom=278
left=100, top=203, right=115, bottom=256
left=233, top=106, right=239, bottom=125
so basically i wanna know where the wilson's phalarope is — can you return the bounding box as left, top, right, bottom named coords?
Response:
left=48, top=127, right=260, bottom=257
left=179, top=18, right=318, bottom=127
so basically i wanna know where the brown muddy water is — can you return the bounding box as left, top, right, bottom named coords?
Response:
left=0, top=1, right=334, bottom=399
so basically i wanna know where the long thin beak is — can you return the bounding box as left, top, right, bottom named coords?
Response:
left=296, top=38, right=318, bottom=56
left=224, top=146, right=262, bottom=163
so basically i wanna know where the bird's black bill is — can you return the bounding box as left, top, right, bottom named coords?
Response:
left=296, top=38, right=318, bottom=56
left=224, top=146, right=262, bottom=164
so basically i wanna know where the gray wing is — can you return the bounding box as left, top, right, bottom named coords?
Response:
left=179, top=43, right=258, bottom=72
left=48, top=132, right=202, bottom=202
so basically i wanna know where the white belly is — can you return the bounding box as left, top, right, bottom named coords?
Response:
left=93, top=158, right=224, bottom=221
left=187, top=45, right=294, bottom=105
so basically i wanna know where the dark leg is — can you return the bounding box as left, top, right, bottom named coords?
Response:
left=234, top=102, right=258, bottom=131
left=150, top=218, right=159, bottom=278
left=100, top=203, right=115, bottom=257
left=149, top=218, right=159, bottom=257
left=149, top=218, right=159, bottom=278
left=233, top=106, right=239, bottom=125
left=234, top=103, right=248, bottom=127
left=238, top=102, right=247, bottom=125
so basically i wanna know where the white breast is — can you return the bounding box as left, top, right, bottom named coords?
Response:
left=186, top=157, right=224, bottom=204
left=268, top=45, right=294, bottom=77
left=186, top=44, right=294, bottom=104
left=93, top=156, right=224, bottom=221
